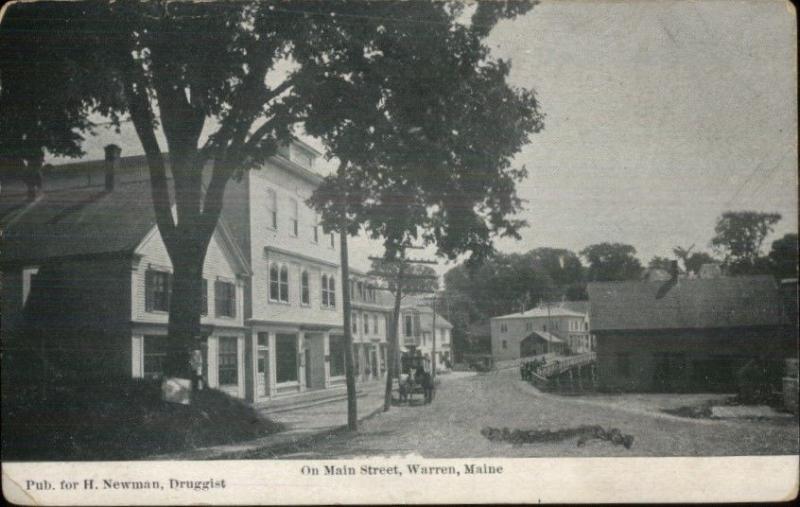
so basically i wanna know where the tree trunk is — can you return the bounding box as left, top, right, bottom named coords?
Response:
left=339, top=220, right=358, bottom=431
left=164, top=246, right=205, bottom=380
left=384, top=263, right=405, bottom=411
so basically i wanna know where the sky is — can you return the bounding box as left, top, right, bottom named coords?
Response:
left=48, top=0, right=798, bottom=278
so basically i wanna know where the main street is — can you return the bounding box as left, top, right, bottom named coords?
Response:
left=248, top=369, right=799, bottom=459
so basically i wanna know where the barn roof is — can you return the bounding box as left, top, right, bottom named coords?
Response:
left=524, top=330, right=565, bottom=344
left=587, top=276, right=781, bottom=331
left=492, top=305, right=586, bottom=320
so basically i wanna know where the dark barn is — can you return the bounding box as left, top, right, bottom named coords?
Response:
left=588, top=275, right=796, bottom=393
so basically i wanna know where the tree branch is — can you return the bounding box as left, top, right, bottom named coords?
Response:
left=118, top=40, right=177, bottom=251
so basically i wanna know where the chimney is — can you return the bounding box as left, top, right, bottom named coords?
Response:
left=104, top=144, right=122, bottom=191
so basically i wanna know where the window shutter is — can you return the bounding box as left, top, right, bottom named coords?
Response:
left=230, top=283, right=237, bottom=317
left=201, top=279, right=208, bottom=316
left=214, top=280, right=222, bottom=317
left=167, top=273, right=173, bottom=307
left=145, top=270, right=154, bottom=312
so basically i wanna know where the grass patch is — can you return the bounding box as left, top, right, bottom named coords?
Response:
left=2, top=378, right=284, bottom=461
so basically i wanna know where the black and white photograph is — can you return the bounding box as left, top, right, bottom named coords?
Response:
left=0, top=0, right=797, bottom=504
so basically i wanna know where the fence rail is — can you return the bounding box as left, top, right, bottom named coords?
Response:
left=536, top=352, right=596, bottom=378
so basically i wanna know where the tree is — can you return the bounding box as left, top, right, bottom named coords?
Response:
left=711, top=211, right=782, bottom=273
left=304, top=0, right=543, bottom=425
left=684, top=252, right=717, bottom=275
left=648, top=256, right=674, bottom=272
left=370, top=256, right=438, bottom=411
left=768, top=233, right=798, bottom=280
left=0, top=3, right=125, bottom=188
left=580, top=243, right=643, bottom=282
left=2, top=1, right=540, bottom=392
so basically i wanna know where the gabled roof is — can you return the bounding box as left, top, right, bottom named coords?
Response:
left=587, top=276, right=781, bottom=332
left=524, top=330, right=565, bottom=344
left=1, top=179, right=159, bottom=265
left=1, top=178, right=249, bottom=276
left=492, top=305, right=587, bottom=321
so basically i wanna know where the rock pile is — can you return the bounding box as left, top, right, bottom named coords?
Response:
left=481, top=425, right=634, bottom=449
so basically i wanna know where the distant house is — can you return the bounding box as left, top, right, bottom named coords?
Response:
left=588, top=275, right=794, bottom=392
left=396, top=295, right=454, bottom=371
left=489, top=303, right=592, bottom=362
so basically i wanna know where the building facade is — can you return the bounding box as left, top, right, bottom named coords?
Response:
left=1, top=141, right=394, bottom=405
left=489, top=304, right=592, bottom=362
left=1, top=178, right=250, bottom=398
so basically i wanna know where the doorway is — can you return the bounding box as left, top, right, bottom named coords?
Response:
left=257, top=349, right=269, bottom=398
left=303, top=333, right=326, bottom=390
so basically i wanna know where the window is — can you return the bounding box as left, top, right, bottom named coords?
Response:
left=215, top=280, right=236, bottom=317
left=500, top=323, right=508, bottom=333
left=300, top=270, right=310, bottom=305
left=330, top=232, right=335, bottom=248
left=364, top=313, right=370, bottom=334
left=279, top=265, right=289, bottom=302
left=329, top=334, right=345, bottom=377
left=312, top=224, right=319, bottom=243
left=585, top=322, right=589, bottom=331
left=269, top=263, right=289, bottom=302
left=525, top=322, right=533, bottom=331
left=145, top=270, right=171, bottom=312
left=372, top=315, right=378, bottom=334
left=289, top=198, right=299, bottom=236
left=352, top=344, right=360, bottom=374
left=257, top=332, right=269, bottom=347
left=143, top=335, right=166, bottom=378
left=357, top=282, right=364, bottom=300
left=617, top=353, right=631, bottom=378
left=266, top=188, right=277, bottom=229
left=352, top=312, right=358, bottom=334
left=270, top=264, right=280, bottom=301
left=404, top=315, right=413, bottom=337
left=275, top=333, right=298, bottom=382
left=502, top=340, right=508, bottom=349
left=423, top=332, right=429, bottom=346
left=200, top=279, right=208, bottom=316
left=328, top=277, right=336, bottom=307
left=218, top=337, right=238, bottom=386
left=322, top=274, right=336, bottom=308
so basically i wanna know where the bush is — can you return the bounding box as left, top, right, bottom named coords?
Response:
left=1, top=377, right=284, bottom=461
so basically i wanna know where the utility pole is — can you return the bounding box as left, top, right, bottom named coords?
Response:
left=368, top=248, right=437, bottom=412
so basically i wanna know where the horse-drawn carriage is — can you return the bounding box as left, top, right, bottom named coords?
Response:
left=394, top=351, right=435, bottom=404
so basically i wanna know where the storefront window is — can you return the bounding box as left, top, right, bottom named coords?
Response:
left=276, top=333, right=298, bottom=383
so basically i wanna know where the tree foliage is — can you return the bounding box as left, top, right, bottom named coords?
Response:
left=304, top=2, right=542, bottom=264
left=768, top=233, right=798, bottom=280
left=370, top=260, right=438, bottom=295
left=580, top=242, right=643, bottom=282
left=711, top=211, right=782, bottom=271
left=1, top=0, right=540, bottom=380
